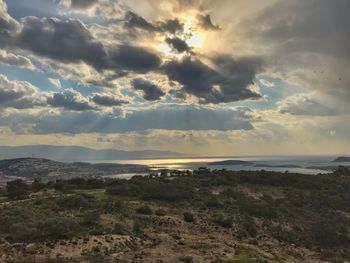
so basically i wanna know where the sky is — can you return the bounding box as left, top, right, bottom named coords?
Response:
left=0, top=0, right=349, bottom=156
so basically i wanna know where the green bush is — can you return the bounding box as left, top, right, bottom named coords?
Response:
left=6, top=179, right=29, bottom=200
left=155, top=208, right=166, bottom=216
left=136, top=205, right=153, bottom=215
left=113, top=223, right=127, bottom=235
left=55, top=194, right=91, bottom=210
left=179, top=256, right=193, bottom=263
left=82, top=210, right=100, bottom=226
left=133, top=220, right=143, bottom=234
left=213, top=214, right=233, bottom=228
left=183, top=212, right=195, bottom=223
left=205, top=196, right=223, bottom=208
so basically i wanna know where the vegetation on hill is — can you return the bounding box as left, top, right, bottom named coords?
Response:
left=0, top=169, right=349, bottom=262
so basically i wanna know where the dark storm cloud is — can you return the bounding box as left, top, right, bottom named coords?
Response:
left=16, top=17, right=107, bottom=68
left=197, top=14, right=221, bottom=30
left=162, top=56, right=263, bottom=104
left=132, top=78, right=165, bottom=101
left=91, top=93, right=129, bottom=107
left=165, top=37, right=192, bottom=53
left=0, top=13, right=161, bottom=73
left=3, top=105, right=253, bottom=134
left=47, top=89, right=95, bottom=111
left=108, top=45, right=161, bottom=72
left=158, top=19, right=184, bottom=34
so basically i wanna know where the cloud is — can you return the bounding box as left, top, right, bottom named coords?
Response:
left=247, top=0, right=350, bottom=59
left=69, top=0, right=98, bottom=9
left=259, top=79, right=274, bottom=88
left=0, top=49, right=35, bottom=70
left=279, top=93, right=342, bottom=116
left=15, top=17, right=107, bottom=67
left=0, top=74, right=45, bottom=109
left=197, top=14, right=221, bottom=30
left=125, top=11, right=183, bottom=34
left=108, top=45, right=161, bottom=73
left=59, top=0, right=125, bottom=19
left=0, top=14, right=161, bottom=74
left=244, top=0, right=350, bottom=102
left=0, top=0, right=19, bottom=46
left=165, top=37, right=192, bottom=53
left=162, top=56, right=263, bottom=104
left=16, top=105, right=254, bottom=134
left=132, top=78, right=165, bottom=101
left=47, top=88, right=95, bottom=111
left=125, top=11, right=157, bottom=31
left=48, top=78, right=61, bottom=89
left=157, top=19, right=184, bottom=34
left=91, top=93, right=129, bottom=107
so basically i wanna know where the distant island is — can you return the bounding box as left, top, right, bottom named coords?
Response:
left=254, top=164, right=302, bottom=168
left=208, top=160, right=254, bottom=166
left=333, top=156, right=350, bottom=162
left=208, top=160, right=303, bottom=169
left=0, top=145, right=186, bottom=162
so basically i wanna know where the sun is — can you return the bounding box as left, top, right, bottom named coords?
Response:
left=182, top=17, right=205, bottom=48
left=154, top=15, right=206, bottom=57
left=186, top=33, right=204, bottom=48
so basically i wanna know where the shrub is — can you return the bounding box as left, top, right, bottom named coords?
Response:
left=55, top=195, right=91, bottom=210
left=133, top=220, right=143, bottom=234
left=213, top=214, right=233, bottom=228
left=205, top=197, right=223, bottom=208
left=103, top=200, right=125, bottom=213
left=6, top=179, right=29, bottom=200
left=82, top=210, right=100, bottom=226
left=232, top=255, right=256, bottom=263
left=155, top=208, right=166, bottom=216
left=179, top=256, right=193, bottom=263
left=136, top=205, right=153, bottom=215
left=183, top=212, right=195, bottom=223
left=113, top=223, right=127, bottom=235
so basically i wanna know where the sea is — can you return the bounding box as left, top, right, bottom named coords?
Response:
left=97, top=155, right=349, bottom=179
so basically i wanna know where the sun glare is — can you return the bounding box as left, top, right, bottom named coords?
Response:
left=186, top=33, right=204, bottom=48
left=155, top=15, right=206, bottom=57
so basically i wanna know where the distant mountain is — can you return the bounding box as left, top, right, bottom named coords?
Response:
left=0, top=145, right=186, bottom=162
left=333, top=157, right=350, bottom=162
left=208, top=160, right=254, bottom=166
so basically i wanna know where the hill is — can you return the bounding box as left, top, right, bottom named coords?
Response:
left=333, top=156, right=350, bottom=162
left=0, top=158, right=149, bottom=181
left=0, top=169, right=349, bottom=262
left=208, top=160, right=253, bottom=166
left=0, top=145, right=186, bottom=162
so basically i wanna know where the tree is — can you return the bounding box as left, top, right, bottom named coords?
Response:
left=6, top=179, right=29, bottom=200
